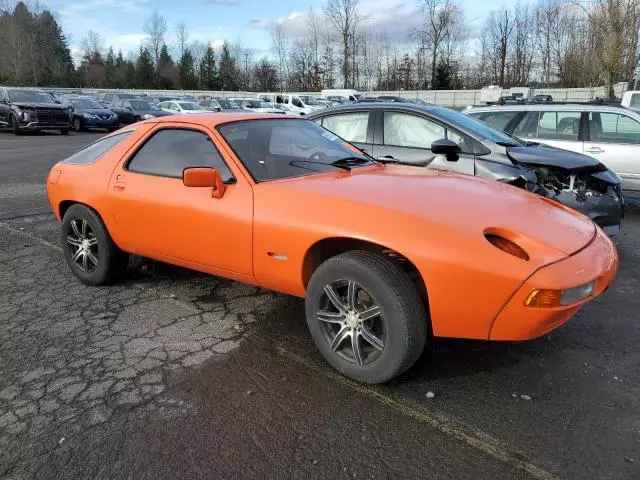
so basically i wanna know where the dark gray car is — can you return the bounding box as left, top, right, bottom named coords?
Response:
left=307, top=103, right=623, bottom=236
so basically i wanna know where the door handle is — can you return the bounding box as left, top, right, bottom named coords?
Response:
left=585, top=147, right=605, bottom=154
left=377, top=155, right=396, bottom=160
left=113, top=176, right=126, bottom=190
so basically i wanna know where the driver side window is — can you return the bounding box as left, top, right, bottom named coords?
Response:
left=383, top=112, right=444, bottom=149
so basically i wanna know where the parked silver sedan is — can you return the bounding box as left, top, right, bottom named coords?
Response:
left=464, top=103, right=640, bottom=193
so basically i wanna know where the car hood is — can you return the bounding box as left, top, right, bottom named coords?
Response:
left=134, top=110, right=172, bottom=116
left=12, top=102, right=67, bottom=110
left=275, top=165, right=596, bottom=257
left=76, top=108, right=115, bottom=115
left=506, top=145, right=605, bottom=173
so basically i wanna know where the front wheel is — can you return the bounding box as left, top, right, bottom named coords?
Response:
left=72, top=118, right=84, bottom=132
left=11, top=115, right=22, bottom=135
left=305, top=251, right=427, bottom=384
left=61, top=204, right=127, bottom=285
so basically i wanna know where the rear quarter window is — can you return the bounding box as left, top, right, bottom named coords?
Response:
left=62, top=131, right=132, bottom=165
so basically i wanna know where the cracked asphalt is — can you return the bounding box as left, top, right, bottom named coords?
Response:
left=1, top=130, right=639, bottom=479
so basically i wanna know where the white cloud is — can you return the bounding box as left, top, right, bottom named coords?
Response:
left=250, top=2, right=423, bottom=45
left=201, top=0, right=240, bottom=4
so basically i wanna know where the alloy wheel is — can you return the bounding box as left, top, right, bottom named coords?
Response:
left=316, top=279, right=385, bottom=366
left=65, top=219, right=99, bottom=273
left=73, top=118, right=81, bottom=131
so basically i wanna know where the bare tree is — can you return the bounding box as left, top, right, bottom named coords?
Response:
left=485, top=8, right=515, bottom=86
left=80, top=30, right=104, bottom=58
left=143, top=11, right=167, bottom=66
left=175, top=21, right=189, bottom=59
left=271, top=23, right=289, bottom=91
left=573, top=0, right=640, bottom=97
left=417, top=0, right=462, bottom=88
left=324, top=0, right=360, bottom=88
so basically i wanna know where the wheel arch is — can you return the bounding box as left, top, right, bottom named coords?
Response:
left=301, top=237, right=430, bottom=316
left=58, top=200, right=126, bottom=251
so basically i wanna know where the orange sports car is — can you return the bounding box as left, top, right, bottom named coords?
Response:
left=46, top=113, right=618, bottom=383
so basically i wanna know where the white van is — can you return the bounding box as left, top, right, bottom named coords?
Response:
left=264, top=94, right=323, bottom=115
left=320, top=89, right=362, bottom=103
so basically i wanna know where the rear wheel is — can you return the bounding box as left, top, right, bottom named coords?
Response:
left=61, top=204, right=127, bottom=285
left=305, top=251, right=427, bottom=384
left=10, top=115, right=22, bottom=135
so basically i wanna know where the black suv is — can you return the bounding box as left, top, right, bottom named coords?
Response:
left=0, top=87, right=72, bottom=135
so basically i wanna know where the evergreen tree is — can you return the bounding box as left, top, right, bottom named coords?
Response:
left=157, top=44, right=177, bottom=89
left=104, top=47, right=116, bottom=88
left=199, top=46, right=218, bottom=90
left=136, top=47, right=155, bottom=88
left=125, top=60, right=136, bottom=88
left=218, top=42, right=239, bottom=91
left=178, top=49, right=197, bottom=89
left=433, top=57, right=453, bottom=90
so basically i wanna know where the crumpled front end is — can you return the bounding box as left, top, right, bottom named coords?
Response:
left=506, top=146, right=624, bottom=237
left=529, top=168, right=624, bottom=237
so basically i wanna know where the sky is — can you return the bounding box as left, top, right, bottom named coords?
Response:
left=46, top=0, right=506, bottom=61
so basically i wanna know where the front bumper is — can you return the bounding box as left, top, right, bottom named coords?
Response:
left=489, top=226, right=618, bottom=341
left=81, top=117, right=119, bottom=128
left=550, top=185, right=623, bottom=237
left=18, top=120, right=71, bottom=130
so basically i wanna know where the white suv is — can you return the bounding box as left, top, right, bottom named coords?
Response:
left=465, top=103, right=640, bottom=192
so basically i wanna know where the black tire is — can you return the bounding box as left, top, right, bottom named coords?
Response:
left=61, top=204, right=127, bottom=286
left=305, top=251, right=427, bottom=384
left=72, top=117, right=84, bottom=132
left=10, top=115, right=22, bottom=135
left=59, top=128, right=69, bottom=135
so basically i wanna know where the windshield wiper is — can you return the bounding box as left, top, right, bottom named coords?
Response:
left=496, top=141, right=521, bottom=148
left=288, top=160, right=352, bottom=172
left=330, top=156, right=372, bottom=170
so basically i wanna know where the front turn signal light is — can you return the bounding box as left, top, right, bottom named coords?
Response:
left=485, top=234, right=530, bottom=261
left=525, top=280, right=598, bottom=308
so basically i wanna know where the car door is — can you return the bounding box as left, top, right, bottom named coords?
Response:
left=372, top=110, right=475, bottom=174
left=314, top=110, right=373, bottom=154
left=0, top=89, right=9, bottom=125
left=584, top=111, right=640, bottom=192
left=107, top=125, right=254, bottom=275
left=512, top=110, right=584, bottom=154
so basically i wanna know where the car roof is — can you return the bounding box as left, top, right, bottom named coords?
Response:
left=307, top=102, right=447, bottom=117
left=146, top=112, right=298, bottom=126
left=465, top=103, right=634, bottom=113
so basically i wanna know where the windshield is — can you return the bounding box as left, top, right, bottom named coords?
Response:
left=178, top=102, right=202, bottom=111
left=299, top=95, right=320, bottom=105
left=434, top=107, right=523, bottom=146
left=8, top=90, right=54, bottom=104
left=218, top=99, right=242, bottom=109
left=218, top=119, right=371, bottom=182
left=130, top=100, right=158, bottom=110
left=71, top=99, right=103, bottom=109
left=247, top=100, right=272, bottom=108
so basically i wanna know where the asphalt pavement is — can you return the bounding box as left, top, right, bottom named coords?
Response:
left=0, top=130, right=639, bottom=480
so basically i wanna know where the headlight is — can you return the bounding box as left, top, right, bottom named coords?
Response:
left=525, top=279, right=598, bottom=308
left=16, top=108, right=24, bottom=120
left=81, top=113, right=96, bottom=119
left=141, top=114, right=156, bottom=120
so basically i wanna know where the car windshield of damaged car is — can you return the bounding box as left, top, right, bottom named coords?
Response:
left=218, top=119, right=373, bottom=182
left=178, top=102, right=203, bottom=111
left=217, top=99, right=242, bottom=109
left=8, top=89, right=55, bottom=104
left=434, top=107, right=524, bottom=146
left=130, top=100, right=159, bottom=111
left=70, top=98, right=104, bottom=109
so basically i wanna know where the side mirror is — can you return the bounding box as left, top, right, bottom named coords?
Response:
left=431, top=139, right=461, bottom=162
left=183, top=167, right=227, bottom=198
left=126, top=106, right=133, bottom=111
